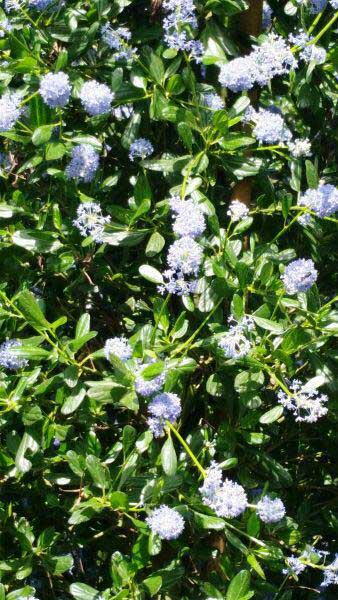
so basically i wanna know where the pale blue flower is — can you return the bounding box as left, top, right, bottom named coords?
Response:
left=227, top=200, right=249, bottom=222
left=277, top=379, right=328, bottom=423
left=129, top=138, right=154, bottom=161
left=135, top=363, right=165, bottom=397
left=169, top=196, right=206, bottom=238
left=200, top=464, right=248, bottom=518
left=73, top=202, right=111, bottom=241
left=79, top=80, right=114, bottom=116
left=246, top=106, right=292, bottom=144
left=167, top=237, right=203, bottom=276
left=66, top=144, right=99, bottom=183
left=256, top=496, right=286, bottom=523
left=321, top=555, right=338, bottom=587
left=299, top=183, right=338, bottom=218
left=262, top=2, right=273, bottom=29
left=281, top=258, right=318, bottom=294
left=146, top=505, right=184, bottom=540
left=101, top=25, right=135, bottom=60
left=104, top=337, right=132, bottom=362
left=219, top=56, right=257, bottom=92
left=147, top=392, right=181, bottom=437
left=39, top=72, right=71, bottom=108
left=0, top=340, right=28, bottom=370
left=0, top=91, right=22, bottom=132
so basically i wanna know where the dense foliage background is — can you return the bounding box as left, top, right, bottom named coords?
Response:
left=0, top=0, right=337, bottom=598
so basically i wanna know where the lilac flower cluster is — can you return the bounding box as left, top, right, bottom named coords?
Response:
left=135, top=362, right=166, bottom=397
left=0, top=16, right=12, bottom=37
left=295, top=0, right=328, bottom=13
left=73, top=202, right=111, bottom=242
left=227, top=200, right=249, bottom=222
left=218, top=315, right=254, bottom=360
left=101, top=25, right=136, bottom=61
left=321, top=555, right=338, bottom=587
left=129, top=138, right=154, bottom=161
left=245, top=106, right=292, bottom=145
left=112, top=104, right=134, bottom=121
left=219, top=34, right=296, bottom=92
left=262, top=2, right=273, bottom=29
left=79, top=80, right=114, bottom=116
left=283, top=547, right=327, bottom=576
left=39, top=72, right=71, bottom=108
left=288, top=138, right=311, bottom=158
left=65, top=144, right=99, bottom=183
left=162, top=0, right=203, bottom=62
left=281, top=258, right=318, bottom=294
left=256, top=496, right=286, bottom=523
left=290, top=31, right=327, bottom=64
left=104, top=337, right=132, bottom=362
left=202, top=93, right=224, bottom=111
left=298, top=183, right=338, bottom=223
left=0, top=340, right=28, bottom=370
left=0, top=91, right=22, bottom=132
left=147, top=392, right=181, bottom=437
left=28, top=0, right=54, bottom=9
left=158, top=194, right=205, bottom=296
left=200, top=462, right=248, bottom=518
left=146, top=505, right=184, bottom=539
left=278, top=379, right=328, bottom=423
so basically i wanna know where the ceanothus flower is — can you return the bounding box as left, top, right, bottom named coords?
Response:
left=0, top=91, right=22, bottom=132
left=262, top=2, right=273, bottom=29
left=162, top=0, right=203, bottom=61
left=277, top=379, right=328, bottom=423
left=65, top=144, right=99, bottom=183
left=147, top=392, right=181, bottom=438
left=246, top=106, right=292, bottom=145
left=129, top=138, right=154, bottom=161
left=250, top=33, right=297, bottom=86
left=202, top=93, right=224, bottom=111
left=200, top=463, right=248, bottom=518
left=101, top=25, right=135, bottom=60
left=330, top=0, right=338, bottom=7
left=167, top=236, right=203, bottom=277
left=79, top=80, right=114, bottom=116
left=283, top=555, right=308, bottom=576
left=0, top=340, right=28, bottom=370
left=0, top=17, right=12, bottom=36
left=104, top=337, right=132, bottom=362
left=227, top=200, right=250, bottom=222
left=4, top=0, right=20, bottom=11
left=321, top=554, right=338, bottom=587
left=28, top=0, right=54, bottom=9
left=218, top=56, right=257, bottom=92
left=157, top=269, right=198, bottom=296
left=135, top=363, right=165, bottom=397
left=73, top=202, right=111, bottom=241
left=281, top=258, right=318, bottom=294
left=298, top=183, right=338, bottom=219
left=218, top=316, right=254, bottom=359
left=256, top=496, right=286, bottom=523
left=146, top=505, right=184, bottom=540
left=39, top=72, right=71, bottom=108
left=112, top=104, right=134, bottom=120
left=289, top=31, right=327, bottom=64
left=169, top=196, right=206, bottom=238
left=288, top=138, right=311, bottom=158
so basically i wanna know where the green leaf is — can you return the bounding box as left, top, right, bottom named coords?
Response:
left=75, top=313, right=90, bottom=339
left=226, top=570, right=251, bottom=600
left=16, top=289, right=50, bottom=329
left=141, top=361, right=165, bottom=380
left=143, top=575, right=162, bottom=596
left=252, top=316, right=284, bottom=334
left=32, top=124, right=55, bottom=146
left=161, top=437, right=177, bottom=476
left=69, top=583, right=102, bottom=600
left=139, top=264, right=163, bottom=284
left=259, top=405, right=284, bottom=424
left=61, top=385, right=86, bottom=415
left=193, top=511, right=225, bottom=530
left=86, top=455, right=110, bottom=489
left=12, top=230, right=62, bottom=253
left=146, top=232, right=165, bottom=257
left=110, top=491, right=129, bottom=510
left=305, top=160, right=319, bottom=189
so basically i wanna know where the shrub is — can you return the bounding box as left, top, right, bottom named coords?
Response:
left=0, top=0, right=337, bottom=598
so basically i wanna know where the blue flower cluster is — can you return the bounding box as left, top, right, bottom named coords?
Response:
left=147, top=392, right=181, bottom=438
left=146, top=505, right=184, bottom=540
left=0, top=340, right=28, bottom=370
left=73, top=202, right=111, bottom=242
left=281, top=258, right=318, bottom=294
left=39, top=71, right=71, bottom=108
left=66, top=144, right=100, bottom=183
left=79, top=80, right=114, bottom=116
left=162, top=0, right=203, bottom=62
left=0, top=91, right=22, bottom=132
